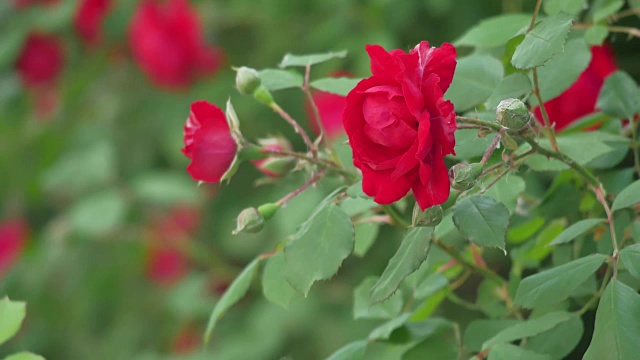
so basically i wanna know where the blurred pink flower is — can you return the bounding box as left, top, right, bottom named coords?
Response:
left=74, top=0, right=112, bottom=46
left=0, top=218, right=28, bottom=278
left=129, top=0, right=225, bottom=88
left=16, top=33, right=64, bottom=88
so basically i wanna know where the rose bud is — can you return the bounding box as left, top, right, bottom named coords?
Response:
left=0, top=218, right=28, bottom=278
left=251, top=137, right=294, bottom=178
left=182, top=101, right=238, bottom=183
left=343, top=41, right=457, bottom=210
left=232, top=207, right=264, bottom=235
left=252, top=85, right=274, bottom=106
left=74, top=0, right=112, bottom=46
left=449, top=163, right=483, bottom=191
left=257, top=203, right=279, bottom=220
left=16, top=33, right=64, bottom=88
left=496, top=98, right=531, bottom=132
left=412, top=203, right=443, bottom=227
left=235, top=66, right=261, bottom=95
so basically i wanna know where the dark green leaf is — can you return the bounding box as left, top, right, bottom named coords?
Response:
left=445, top=54, right=503, bottom=111
left=310, top=77, right=362, bottom=96
left=483, top=311, right=573, bottom=349
left=464, top=319, right=522, bottom=352
left=204, top=258, right=260, bottom=344
left=549, top=218, right=605, bottom=245
left=584, top=280, right=640, bottom=360
left=370, top=227, right=433, bottom=304
left=511, top=12, right=574, bottom=69
left=480, top=174, right=526, bottom=214
left=485, top=73, right=532, bottom=109
left=544, top=0, right=588, bottom=15
left=0, top=298, right=26, bottom=346
left=368, top=313, right=412, bottom=341
left=258, top=69, right=303, bottom=91
left=514, top=255, right=606, bottom=308
left=524, top=315, right=584, bottom=359
left=325, top=340, right=367, bottom=360
left=488, top=344, right=551, bottom=360
left=620, top=244, right=640, bottom=279
left=453, top=196, right=510, bottom=251
left=455, top=14, right=530, bottom=48
left=612, top=180, right=640, bottom=211
left=279, top=50, right=347, bottom=68
left=354, top=277, right=403, bottom=320
left=402, top=326, right=458, bottom=360
left=262, top=252, right=296, bottom=309
left=584, top=25, right=609, bottom=45
left=597, top=71, right=640, bottom=119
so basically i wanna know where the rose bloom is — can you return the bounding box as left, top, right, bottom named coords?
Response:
left=16, top=33, right=64, bottom=88
left=533, top=45, right=617, bottom=130
left=182, top=101, right=237, bottom=183
left=129, top=0, right=224, bottom=88
left=74, top=0, right=112, bottom=46
left=0, top=218, right=28, bottom=278
left=343, top=41, right=457, bottom=210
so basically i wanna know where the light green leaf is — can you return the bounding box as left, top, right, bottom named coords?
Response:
left=480, top=174, right=526, bottom=214
left=3, top=353, right=45, bottom=360
left=414, top=273, right=449, bottom=300
left=346, top=181, right=368, bottom=199
left=262, top=252, right=296, bottom=309
left=310, top=77, right=362, bottom=96
left=354, top=277, right=403, bottom=320
left=67, top=190, right=127, bottom=237
left=483, top=311, right=573, bottom=349
left=620, top=244, right=640, bottom=279
left=368, top=313, right=412, bottom=341
left=354, top=222, right=379, bottom=257
left=464, top=319, right=522, bottom=352
left=584, top=25, right=609, bottom=45
left=402, top=326, right=458, bottom=360
left=597, top=71, right=640, bottom=120
left=279, top=50, right=347, bottom=68
left=452, top=130, right=497, bottom=160
left=284, top=194, right=354, bottom=296
left=454, top=14, right=531, bottom=48
left=258, top=69, right=303, bottom=91
left=204, top=258, right=260, bottom=344
left=453, top=196, right=509, bottom=251
left=485, top=73, right=532, bottom=109
left=514, top=254, right=607, bottom=308
left=612, top=180, right=640, bottom=211
left=325, top=340, right=367, bottom=360
left=544, top=0, right=588, bottom=15
left=488, top=343, right=552, bottom=360
left=445, top=54, right=503, bottom=112
left=584, top=280, right=640, bottom=360
left=370, top=227, right=433, bottom=304
left=591, top=0, right=624, bottom=22
left=511, top=12, right=574, bottom=69
left=0, top=298, right=26, bottom=346
left=131, top=171, right=200, bottom=205
left=524, top=315, right=584, bottom=359
left=508, top=217, right=545, bottom=244
left=549, top=218, right=605, bottom=245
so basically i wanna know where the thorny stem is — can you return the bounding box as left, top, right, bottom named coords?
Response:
left=263, top=149, right=357, bottom=180
left=573, top=23, right=640, bottom=39
left=481, top=148, right=535, bottom=177
left=608, top=7, right=640, bottom=22
left=480, top=168, right=510, bottom=195
left=275, top=170, right=327, bottom=207
left=594, top=185, right=619, bottom=278
left=270, top=102, right=317, bottom=158
left=523, top=138, right=600, bottom=187
left=456, top=116, right=503, bottom=132
left=480, top=131, right=502, bottom=165
left=532, top=68, right=560, bottom=151
left=528, top=0, right=543, bottom=32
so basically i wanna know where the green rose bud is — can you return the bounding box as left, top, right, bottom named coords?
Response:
left=496, top=98, right=531, bottom=132
left=257, top=203, right=280, bottom=220
left=235, top=67, right=261, bottom=95
left=412, top=203, right=443, bottom=227
left=232, top=207, right=264, bottom=234
left=449, top=162, right=483, bottom=191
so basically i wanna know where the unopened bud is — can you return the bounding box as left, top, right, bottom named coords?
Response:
left=449, top=163, right=483, bottom=191
left=233, top=207, right=264, bottom=234
left=496, top=98, right=531, bottom=132
left=253, top=85, right=274, bottom=106
left=257, top=203, right=279, bottom=220
left=251, top=137, right=294, bottom=178
left=412, top=203, right=443, bottom=227
left=235, top=67, right=261, bottom=95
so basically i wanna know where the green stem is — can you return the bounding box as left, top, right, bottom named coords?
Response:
left=577, top=264, right=612, bottom=315
left=263, top=149, right=357, bottom=180
left=532, top=68, right=560, bottom=152
left=528, top=0, right=543, bottom=32
left=270, top=102, right=317, bottom=158
left=275, top=170, right=327, bottom=207
left=456, top=116, right=503, bottom=132
left=434, top=240, right=506, bottom=287
left=381, top=205, right=410, bottom=229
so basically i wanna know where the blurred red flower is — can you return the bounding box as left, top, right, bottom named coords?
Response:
left=172, top=326, right=200, bottom=354
left=16, top=33, right=64, bottom=88
left=533, top=45, right=617, bottom=130
left=182, top=101, right=237, bottom=183
left=74, top=0, right=112, bottom=46
left=129, top=0, right=225, bottom=88
left=0, top=218, right=28, bottom=278
left=306, top=72, right=352, bottom=140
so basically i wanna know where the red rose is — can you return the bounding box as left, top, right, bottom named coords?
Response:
left=129, top=0, right=225, bottom=88
left=0, top=218, right=28, bottom=278
left=533, top=45, right=617, bottom=130
left=16, top=33, right=64, bottom=88
left=74, top=0, right=112, bottom=46
left=343, top=41, right=457, bottom=210
left=182, top=101, right=237, bottom=183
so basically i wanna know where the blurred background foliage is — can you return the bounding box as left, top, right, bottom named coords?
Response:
left=0, top=0, right=638, bottom=359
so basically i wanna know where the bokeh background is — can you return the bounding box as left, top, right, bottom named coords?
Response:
left=1, top=0, right=639, bottom=359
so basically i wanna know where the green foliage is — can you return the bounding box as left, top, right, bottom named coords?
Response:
left=620, top=244, right=640, bottom=279
left=279, top=50, right=348, bottom=68
left=353, top=277, right=403, bottom=319
left=446, top=54, right=503, bottom=111
left=258, top=69, right=303, bottom=91
left=597, top=71, right=640, bottom=120
left=325, top=340, right=367, bottom=360
left=548, top=218, right=605, bottom=245
left=482, top=311, right=574, bottom=349
left=454, top=14, right=531, bottom=48
left=310, top=78, right=363, bottom=96
left=0, top=298, right=26, bottom=346
left=612, top=180, right=640, bottom=211
left=3, top=353, right=45, bottom=360
left=261, top=252, right=296, bottom=309
left=511, top=12, right=574, bottom=69
left=453, top=196, right=509, bottom=251
left=544, top=0, right=588, bottom=15
left=488, top=344, right=551, bottom=360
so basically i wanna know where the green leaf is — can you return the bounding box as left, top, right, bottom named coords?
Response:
left=325, top=340, right=367, bottom=360
left=262, top=252, right=296, bottom=309
left=488, top=344, right=551, bottom=360
left=591, top=0, right=624, bottom=22
left=509, top=217, right=545, bottom=244
left=544, top=0, right=588, bottom=15
left=445, top=54, right=503, bottom=112
left=531, top=37, right=591, bottom=103
left=414, top=273, right=449, bottom=300
left=279, top=50, right=347, bottom=68
left=584, top=25, right=609, bottom=45
left=514, top=254, right=607, bottom=308
left=0, top=298, right=26, bottom=346
left=284, top=194, right=354, bottom=296
left=485, top=73, right=532, bottom=109
left=131, top=171, right=200, bottom=205
left=3, top=353, right=45, bottom=360
left=0, top=26, right=28, bottom=72
left=464, top=319, right=522, bottom=352
left=454, top=14, right=531, bottom=48
left=597, top=71, right=640, bottom=120
left=584, top=280, right=640, bottom=360
left=620, top=244, right=640, bottom=279
left=354, top=222, right=379, bottom=257
left=451, top=130, right=497, bottom=160
left=370, top=227, right=433, bottom=304
left=612, top=180, right=640, bottom=211
left=204, top=258, right=260, bottom=344
left=480, top=174, right=526, bottom=214
left=368, top=313, right=412, bottom=341
left=258, top=69, right=303, bottom=91
left=549, top=218, right=605, bottom=245
left=354, top=277, right=403, bottom=320
left=482, top=311, right=573, bottom=349
left=310, top=77, right=362, bottom=96
left=402, top=326, right=459, bottom=360
left=453, top=196, right=510, bottom=251
left=511, top=12, right=574, bottom=70
left=346, top=181, right=368, bottom=199
left=524, top=315, right=584, bottom=359
left=67, top=190, right=127, bottom=237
